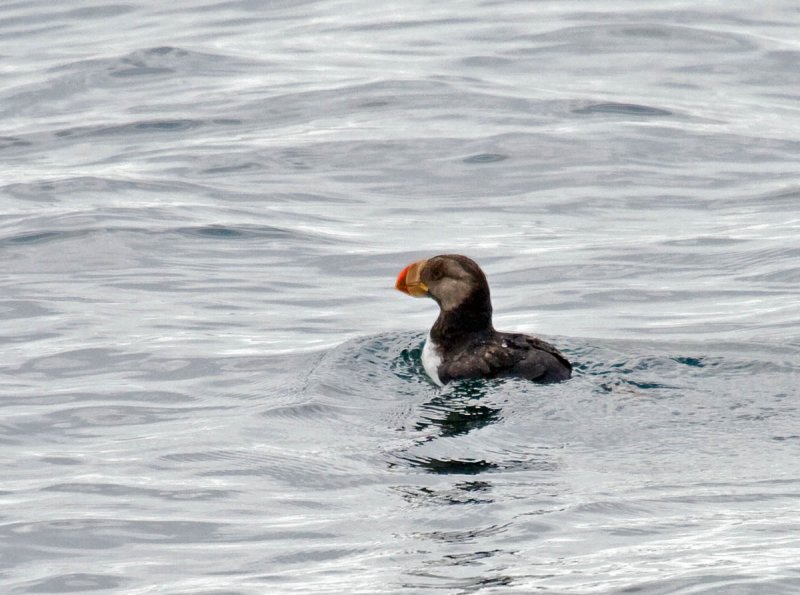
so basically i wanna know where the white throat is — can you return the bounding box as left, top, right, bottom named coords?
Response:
left=421, top=332, right=444, bottom=387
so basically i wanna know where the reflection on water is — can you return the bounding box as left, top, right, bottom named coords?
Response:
left=397, top=380, right=505, bottom=474
left=415, top=381, right=503, bottom=438
left=394, top=481, right=494, bottom=507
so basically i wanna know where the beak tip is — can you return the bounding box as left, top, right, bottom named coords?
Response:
left=395, top=264, right=410, bottom=293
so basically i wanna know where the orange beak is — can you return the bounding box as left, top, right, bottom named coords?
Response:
left=395, top=259, right=429, bottom=297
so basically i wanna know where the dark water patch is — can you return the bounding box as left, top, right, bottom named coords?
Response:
left=406, top=379, right=515, bottom=440
left=739, top=266, right=800, bottom=284
left=460, top=55, right=514, bottom=68
left=415, top=400, right=502, bottom=438
left=1, top=229, right=88, bottom=246
left=389, top=444, right=559, bottom=475
left=462, top=153, right=508, bottom=164
left=387, top=452, right=558, bottom=477
left=413, top=522, right=512, bottom=544
left=25, top=573, right=123, bottom=593
left=598, top=378, right=679, bottom=393
left=0, top=22, right=62, bottom=41
left=671, top=355, right=711, bottom=367
left=358, top=100, right=390, bottom=108
left=663, top=236, right=750, bottom=247
left=186, top=225, right=253, bottom=239
left=402, top=573, right=515, bottom=594
left=0, top=135, right=32, bottom=149
left=200, top=161, right=261, bottom=175
left=573, top=102, right=673, bottom=117
left=175, top=223, right=341, bottom=246
left=54, top=118, right=202, bottom=139
left=111, top=66, right=173, bottom=77
left=391, top=342, right=428, bottom=384
left=518, top=24, right=755, bottom=54
left=740, top=186, right=800, bottom=211
left=394, top=455, right=500, bottom=475
left=178, top=224, right=291, bottom=240
left=0, top=220, right=338, bottom=252
left=394, top=481, right=494, bottom=506
left=134, top=119, right=198, bottom=132
left=212, top=118, right=243, bottom=126
left=41, top=45, right=263, bottom=86
left=161, top=450, right=244, bottom=464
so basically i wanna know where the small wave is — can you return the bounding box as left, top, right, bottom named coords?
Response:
left=573, top=102, right=672, bottom=117
left=462, top=153, right=509, bottom=164
left=517, top=23, right=755, bottom=54
left=54, top=118, right=203, bottom=139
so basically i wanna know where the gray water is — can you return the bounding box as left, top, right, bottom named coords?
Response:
left=2, top=1, right=800, bottom=593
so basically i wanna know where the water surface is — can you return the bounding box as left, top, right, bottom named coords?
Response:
left=2, top=1, right=799, bottom=593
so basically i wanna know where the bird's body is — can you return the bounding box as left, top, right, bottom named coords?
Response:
left=421, top=329, right=570, bottom=386
left=396, top=254, right=571, bottom=385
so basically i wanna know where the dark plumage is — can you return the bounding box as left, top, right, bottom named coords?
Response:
left=395, top=254, right=571, bottom=385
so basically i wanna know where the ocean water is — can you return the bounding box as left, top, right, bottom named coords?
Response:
left=2, top=1, right=800, bottom=593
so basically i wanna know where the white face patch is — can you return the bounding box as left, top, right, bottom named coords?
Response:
left=434, top=276, right=473, bottom=312
left=422, top=332, right=444, bottom=387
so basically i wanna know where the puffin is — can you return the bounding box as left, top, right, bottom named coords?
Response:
left=395, top=254, right=571, bottom=386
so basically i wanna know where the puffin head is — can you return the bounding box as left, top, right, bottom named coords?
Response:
left=395, top=254, right=491, bottom=313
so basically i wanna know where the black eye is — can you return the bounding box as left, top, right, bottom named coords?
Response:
left=429, top=264, right=444, bottom=281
